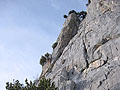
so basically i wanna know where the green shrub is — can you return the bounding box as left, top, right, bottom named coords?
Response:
left=63, top=15, right=68, bottom=18
left=6, top=77, right=58, bottom=90
left=52, top=42, right=58, bottom=49
left=40, top=53, right=51, bottom=66
left=45, top=52, right=50, bottom=59
left=88, top=0, right=91, bottom=4
left=86, top=0, right=91, bottom=6
left=6, top=80, right=23, bottom=90
left=78, top=11, right=87, bottom=20
left=68, top=10, right=77, bottom=15
left=40, top=55, right=46, bottom=66
left=38, top=77, right=58, bottom=90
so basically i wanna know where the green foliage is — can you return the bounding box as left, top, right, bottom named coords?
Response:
left=52, top=42, right=58, bottom=49
left=6, top=80, right=23, bottom=90
left=40, top=55, right=46, bottom=66
left=64, top=10, right=87, bottom=21
left=68, top=10, right=77, bottom=15
left=78, top=11, right=87, bottom=20
left=88, top=0, right=91, bottom=4
left=37, top=77, right=58, bottom=90
left=6, top=77, right=58, bottom=90
left=44, top=53, right=50, bottom=59
left=40, top=53, right=51, bottom=66
left=86, top=0, right=91, bottom=6
left=63, top=15, right=68, bottom=18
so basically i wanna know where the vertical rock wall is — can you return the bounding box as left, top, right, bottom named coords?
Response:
left=40, top=0, right=120, bottom=90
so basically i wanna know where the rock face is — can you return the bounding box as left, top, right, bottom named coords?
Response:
left=52, top=13, right=80, bottom=64
left=40, top=0, right=120, bottom=90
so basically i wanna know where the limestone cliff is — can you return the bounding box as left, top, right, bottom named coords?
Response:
left=40, top=0, right=120, bottom=90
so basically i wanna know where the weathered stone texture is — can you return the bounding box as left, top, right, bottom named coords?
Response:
left=40, top=0, right=120, bottom=90
left=52, top=13, right=80, bottom=64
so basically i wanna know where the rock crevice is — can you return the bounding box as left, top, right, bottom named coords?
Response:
left=40, top=0, right=120, bottom=90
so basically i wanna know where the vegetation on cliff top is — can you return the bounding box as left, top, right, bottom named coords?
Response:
left=40, top=52, right=51, bottom=66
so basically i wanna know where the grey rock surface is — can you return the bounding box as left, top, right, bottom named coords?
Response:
left=40, top=0, right=120, bottom=90
left=52, top=13, right=80, bottom=64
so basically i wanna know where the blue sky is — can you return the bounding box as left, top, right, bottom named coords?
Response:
left=0, top=0, right=87, bottom=89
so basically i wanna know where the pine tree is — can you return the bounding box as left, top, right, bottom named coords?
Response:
left=6, top=77, right=58, bottom=90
